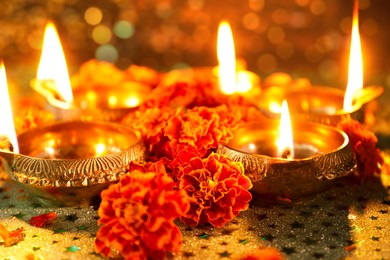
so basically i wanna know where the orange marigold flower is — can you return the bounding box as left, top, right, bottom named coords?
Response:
left=142, top=79, right=255, bottom=110
left=95, top=169, right=190, bottom=260
left=124, top=105, right=240, bottom=165
left=0, top=224, right=25, bottom=247
left=71, top=59, right=125, bottom=90
left=128, top=160, right=167, bottom=174
left=165, top=106, right=237, bottom=159
left=29, top=212, right=57, bottom=228
left=143, top=82, right=197, bottom=109
left=124, top=65, right=161, bottom=88
left=122, top=107, right=177, bottom=157
left=337, top=118, right=383, bottom=177
left=161, top=143, right=201, bottom=170
left=240, top=248, right=284, bottom=260
left=179, top=153, right=252, bottom=228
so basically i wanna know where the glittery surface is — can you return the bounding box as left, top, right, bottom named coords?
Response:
left=1, top=168, right=390, bottom=259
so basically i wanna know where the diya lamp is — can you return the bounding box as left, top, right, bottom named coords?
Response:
left=258, top=1, right=383, bottom=126
left=218, top=100, right=357, bottom=200
left=161, top=20, right=261, bottom=97
left=31, top=22, right=151, bottom=122
left=0, top=62, right=146, bottom=207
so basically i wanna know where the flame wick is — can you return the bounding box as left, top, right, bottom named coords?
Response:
left=343, top=0, right=363, bottom=112
left=0, top=62, right=19, bottom=153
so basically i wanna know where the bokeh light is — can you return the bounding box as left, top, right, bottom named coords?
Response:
left=267, top=26, right=285, bottom=44
left=95, top=44, right=118, bottom=62
left=92, top=25, right=112, bottom=44
left=0, top=0, right=387, bottom=91
left=84, top=7, right=103, bottom=25
left=113, top=20, right=134, bottom=39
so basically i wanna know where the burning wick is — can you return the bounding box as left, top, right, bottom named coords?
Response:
left=0, top=136, right=14, bottom=152
left=280, top=149, right=292, bottom=159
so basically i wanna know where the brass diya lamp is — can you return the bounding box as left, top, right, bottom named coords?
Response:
left=0, top=121, right=146, bottom=207
left=31, top=22, right=151, bottom=122
left=161, top=21, right=260, bottom=97
left=259, top=1, right=383, bottom=126
left=259, top=85, right=383, bottom=126
left=218, top=101, right=357, bottom=200
left=0, top=62, right=146, bottom=207
left=32, top=78, right=151, bottom=122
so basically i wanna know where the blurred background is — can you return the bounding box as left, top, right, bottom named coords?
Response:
left=0, top=0, right=388, bottom=97
left=1, top=0, right=390, bottom=148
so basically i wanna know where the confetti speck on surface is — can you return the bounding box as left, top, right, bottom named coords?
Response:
left=66, top=245, right=81, bottom=252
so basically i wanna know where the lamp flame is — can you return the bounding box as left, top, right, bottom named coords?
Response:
left=0, top=62, right=19, bottom=153
left=37, top=22, right=73, bottom=103
left=217, top=21, right=236, bottom=94
left=343, top=0, right=363, bottom=112
left=276, top=100, right=294, bottom=159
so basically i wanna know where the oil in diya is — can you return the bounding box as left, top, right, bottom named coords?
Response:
left=217, top=100, right=357, bottom=200
left=0, top=63, right=146, bottom=207
left=31, top=22, right=151, bottom=122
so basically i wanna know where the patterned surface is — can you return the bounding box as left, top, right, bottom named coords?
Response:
left=0, top=168, right=390, bottom=259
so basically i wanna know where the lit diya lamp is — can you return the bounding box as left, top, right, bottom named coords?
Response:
left=31, top=22, right=151, bottom=122
left=259, top=0, right=383, bottom=126
left=0, top=62, right=146, bottom=206
left=218, top=100, right=357, bottom=200
left=161, top=20, right=260, bottom=96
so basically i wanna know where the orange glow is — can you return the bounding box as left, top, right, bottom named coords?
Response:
left=269, top=101, right=282, bottom=114
left=217, top=21, right=236, bottom=94
left=236, top=71, right=253, bottom=93
left=276, top=100, right=294, bottom=159
left=0, top=62, right=19, bottom=153
left=95, top=143, right=106, bottom=156
left=37, top=22, right=73, bottom=103
left=343, top=0, right=363, bottom=112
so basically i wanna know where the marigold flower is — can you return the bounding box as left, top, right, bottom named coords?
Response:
left=164, top=106, right=238, bottom=160
left=0, top=224, right=25, bottom=247
left=179, top=153, right=252, bottom=228
left=71, top=60, right=125, bottom=90
left=123, top=105, right=240, bottom=166
left=128, top=160, right=167, bottom=174
left=142, top=81, right=218, bottom=110
left=29, top=212, right=57, bottom=228
left=95, top=168, right=190, bottom=260
left=124, top=65, right=161, bottom=88
left=337, top=118, right=383, bottom=177
left=121, top=106, right=177, bottom=158
left=240, top=248, right=284, bottom=260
